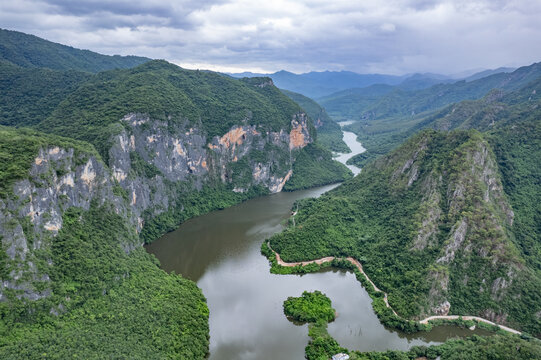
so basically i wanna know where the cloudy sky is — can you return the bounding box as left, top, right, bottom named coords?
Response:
left=2, top=0, right=541, bottom=74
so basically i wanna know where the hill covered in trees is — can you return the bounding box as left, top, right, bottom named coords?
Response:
left=269, top=116, right=541, bottom=336
left=0, top=29, right=351, bottom=358
left=0, top=28, right=149, bottom=72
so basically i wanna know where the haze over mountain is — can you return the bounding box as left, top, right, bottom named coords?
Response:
left=230, top=68, right=520, bottom=99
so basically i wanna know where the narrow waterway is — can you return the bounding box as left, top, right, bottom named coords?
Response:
left=333, top=120, right=366, bottom=176
left=146, top=124, right=491, bottom=359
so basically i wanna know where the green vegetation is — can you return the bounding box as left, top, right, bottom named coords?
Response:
left=273, top=254, right=540, bottom=359
left=325, top=63, right=541, bottom=167
left=489, top=116, right=541, bottom=272
left=0, top=126, right=98, bottom=197
left=38, top=60, right=303, bottom=160
left=283, top=291, right=346, bottom=360
left=348, top=334, right=541, bottom=360
left=262, top=243, right=433, bottom=333
left=0, top=62, right=90, bottom=127
left=282, top=89, right=350, bottom=153
left=0, top=202, right=209, bottom=359
left=322, top=62, right=541, bottom=124
left=283, top=290, right=336, bottom=323
left=268, top=129, right=541, bottom=335
left=0, top=28, right=149, bottom=72
left=318, top=84, right=395, bottom=121
left=284, top=143, right=352, bottom=191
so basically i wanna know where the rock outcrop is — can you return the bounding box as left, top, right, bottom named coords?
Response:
left=1, top=109, right=313, bottom=301
left=0, top=146, right=136, bottom=301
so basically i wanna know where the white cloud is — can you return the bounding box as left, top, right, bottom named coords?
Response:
left=1, top=0, right=540, bottom=74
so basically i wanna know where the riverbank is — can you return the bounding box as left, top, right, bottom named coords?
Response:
left=267, top=243, right=522, bottom=336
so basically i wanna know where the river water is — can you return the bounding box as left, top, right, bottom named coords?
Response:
left=334, top=121, right=366, bottom=176
left=146, top=124, right=490, bottom=359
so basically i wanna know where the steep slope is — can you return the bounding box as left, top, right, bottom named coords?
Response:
left=0, top=61, right=91, bottom=127
left=268, top=130, right=541, bottom=335
left=281, top=89, right=349, bottom=152
left=0, top=28, right=149, bottom=72
left=0, top=126, right=209, bottom=358
left=345, top=66, right=541, bottom=168
left=417, top=77, right=541, bottom=132
left=34, top=60, right=350, bottom=242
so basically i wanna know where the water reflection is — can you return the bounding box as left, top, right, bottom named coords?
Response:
left=146, top=125, right=491, bottom=359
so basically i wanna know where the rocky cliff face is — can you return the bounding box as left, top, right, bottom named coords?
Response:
left=386, top=131, right=518, bottom=319
left=0, top=109, right=313, bottom=301
left=108, top=111, right=311, bottom=232
left=0, top=146, right=136, bottom=301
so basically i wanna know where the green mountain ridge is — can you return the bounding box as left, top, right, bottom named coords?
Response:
left=37, top=60, right=303, bottom=159
left=322, top=61, right=541, bottom=124
left=0, top=28, right=150, bottom=72
left=0, top=30, right=351, bottom=359
left=344, top=66, right=541, bottom=168
left=1, top=27, right=539, bottom=360
left=269, top=100, right=541, bottom=336
left=0, top=127, right=209, bottom=358
left=0, top=61, right=91, bottom=127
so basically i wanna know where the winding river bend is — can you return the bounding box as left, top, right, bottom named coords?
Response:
left=147, top=124, right=491, bottom=359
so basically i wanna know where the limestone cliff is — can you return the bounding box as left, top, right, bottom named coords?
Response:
left=0, top=144, right=136, bottom=301
left=108, top=111, right=312, bottom=235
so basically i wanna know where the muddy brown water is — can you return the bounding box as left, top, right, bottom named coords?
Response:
left=147, top=127, right=491, bottom=359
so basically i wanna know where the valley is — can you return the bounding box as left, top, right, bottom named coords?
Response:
left=0, top=27, right=540, bottom=360
left=147, top=131, right=495, bottom=359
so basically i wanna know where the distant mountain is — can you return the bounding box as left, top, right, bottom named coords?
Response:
left=397, top=73, right=455, bottom=91
left=344, top=62, right=541, bottom=168
left=230, top=69, right=407, bottom=98
left=464, top=67, right=516, bottom=82
left=0, top=28, right=150, bottom=72
left=323, top=61, right=541, bottom=125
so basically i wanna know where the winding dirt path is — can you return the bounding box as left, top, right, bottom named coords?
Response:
left=268, top=243, right=522, bottom=335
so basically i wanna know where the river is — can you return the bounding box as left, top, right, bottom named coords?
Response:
left=146, top=123, right=491, bottom=359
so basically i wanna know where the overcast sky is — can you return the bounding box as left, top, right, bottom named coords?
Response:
left=2, top=0, right=541, bottom=75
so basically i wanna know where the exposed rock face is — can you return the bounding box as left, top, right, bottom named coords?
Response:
left=382, top=131, right=520, bottom=320
left=419, top=136, right=518, bottom=319
left=0, top=147, right=135, bottom=301
left=109, top=112, right=312, bottom=227
left=1, top=110, right=312, bottom=301
left=289, top=113, right=311, bottom=150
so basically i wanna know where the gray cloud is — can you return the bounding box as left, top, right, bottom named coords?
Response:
left=1, top=0, right=540, bottom=74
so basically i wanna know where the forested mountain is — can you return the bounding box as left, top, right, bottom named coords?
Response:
left=0, top=31, right=351, bottom=358
left=281, top=89, right=349, bottom=153
left=0, top=28, right=149, bottom=72
left=0, top=126, right=210, bottom=358
left=268, top=80, right=541, bottom=337
left=0, top=61, right=91, bottom=126
left=318, top=84, right=396, bottom=121
left=343, top=64, right=541, bottom=167
left=321, top=62, right=541, bottom=123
